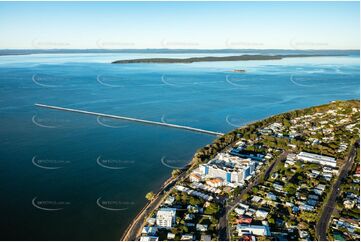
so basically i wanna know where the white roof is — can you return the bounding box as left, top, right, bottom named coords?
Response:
left=298, top=152, right=336, bottom=163
left=140, top=236, right=159, bottom=241
left=157, top=207, right=177, bottom=216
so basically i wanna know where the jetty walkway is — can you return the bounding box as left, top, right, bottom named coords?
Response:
left=35, top=103, right=224, bottom=137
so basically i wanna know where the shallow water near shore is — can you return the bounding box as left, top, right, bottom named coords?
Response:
left=0, top=52, right=359, bottom=240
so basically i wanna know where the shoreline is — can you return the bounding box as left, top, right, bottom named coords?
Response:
left=120, top=99, right=359, bottom=241
left=119, top=117, right=264, bottom=240
left=120, top=116, right=266, bottom=240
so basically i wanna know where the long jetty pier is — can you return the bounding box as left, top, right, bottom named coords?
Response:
left=35, top=103, right=224, bottom=137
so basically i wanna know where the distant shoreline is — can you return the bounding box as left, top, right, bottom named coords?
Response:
left=111, top=54, right=343, bottom=64
left=0, top=49, right=358, bottom=57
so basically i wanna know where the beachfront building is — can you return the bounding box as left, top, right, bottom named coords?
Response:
left=199, top=153, right=256, bottom=185
left=296, top=151, right=337, bottom=167
left=175, top=185, right=213, bottom=201
left=156, top=208, right=177, bottom=228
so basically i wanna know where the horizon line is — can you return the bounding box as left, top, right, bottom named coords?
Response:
left=0, top=48, right=359, bottom=51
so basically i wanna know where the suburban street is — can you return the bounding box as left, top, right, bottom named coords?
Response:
left=122, top=140, right=357, bottom=241
left=218, top=151, right=287, bottom=240
left=315, top=143, right=358, bottom=240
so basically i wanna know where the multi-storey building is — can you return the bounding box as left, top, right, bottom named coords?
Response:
left=199, top=153, right=256, bottom=185
left=156, top=208, right=177, bottom=228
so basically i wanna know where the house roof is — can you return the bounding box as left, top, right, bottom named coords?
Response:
left=208, top=178, right=224, bottom=183
left=190, top=173, right=201, bottom=179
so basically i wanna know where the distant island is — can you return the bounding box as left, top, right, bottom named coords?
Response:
left=112, top=54, right=337, bottom=64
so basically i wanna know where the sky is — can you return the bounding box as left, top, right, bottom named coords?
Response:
left=0, top=1, right=359, bottom=50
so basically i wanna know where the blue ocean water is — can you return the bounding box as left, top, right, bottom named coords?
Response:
left=0, top=52, right=359, bottom=240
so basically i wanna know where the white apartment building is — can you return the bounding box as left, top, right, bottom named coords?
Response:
left=199, top=153, right=256, bottom=185
left=156, top=208, right=177, bottom=228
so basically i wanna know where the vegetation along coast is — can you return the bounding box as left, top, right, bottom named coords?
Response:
left=122, top=100, right=360, bottom=241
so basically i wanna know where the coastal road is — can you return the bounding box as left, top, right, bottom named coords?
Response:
left=121, top=178, right=175, bottom=241
left=315, top=143, right=358, bottom=241
left=121, top=167, right=191, bottom=241
left=218, top=151, right=287, bottom=240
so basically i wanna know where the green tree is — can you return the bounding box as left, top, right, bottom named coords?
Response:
left=284, top=183, right=297, bottom=195
left=175, top=193, right=181, bottom=202
left=180, top=225, right=188, bottom=233
left=145, top=191, right=155, bottom=201
left=205, top=202, right=220, bottom=215
left=181, top=192, right=188, bottom=203
left=268, top=217, right=275, bottom=225
left=233, top=186, right=242, bottom=196
left=300, top=211, right=317, bottom=223
left=172, top=169, right=181, bottom=178
left=252, top=187, right=259, bottom=193
left=189, top=196, right=202, bottom=206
